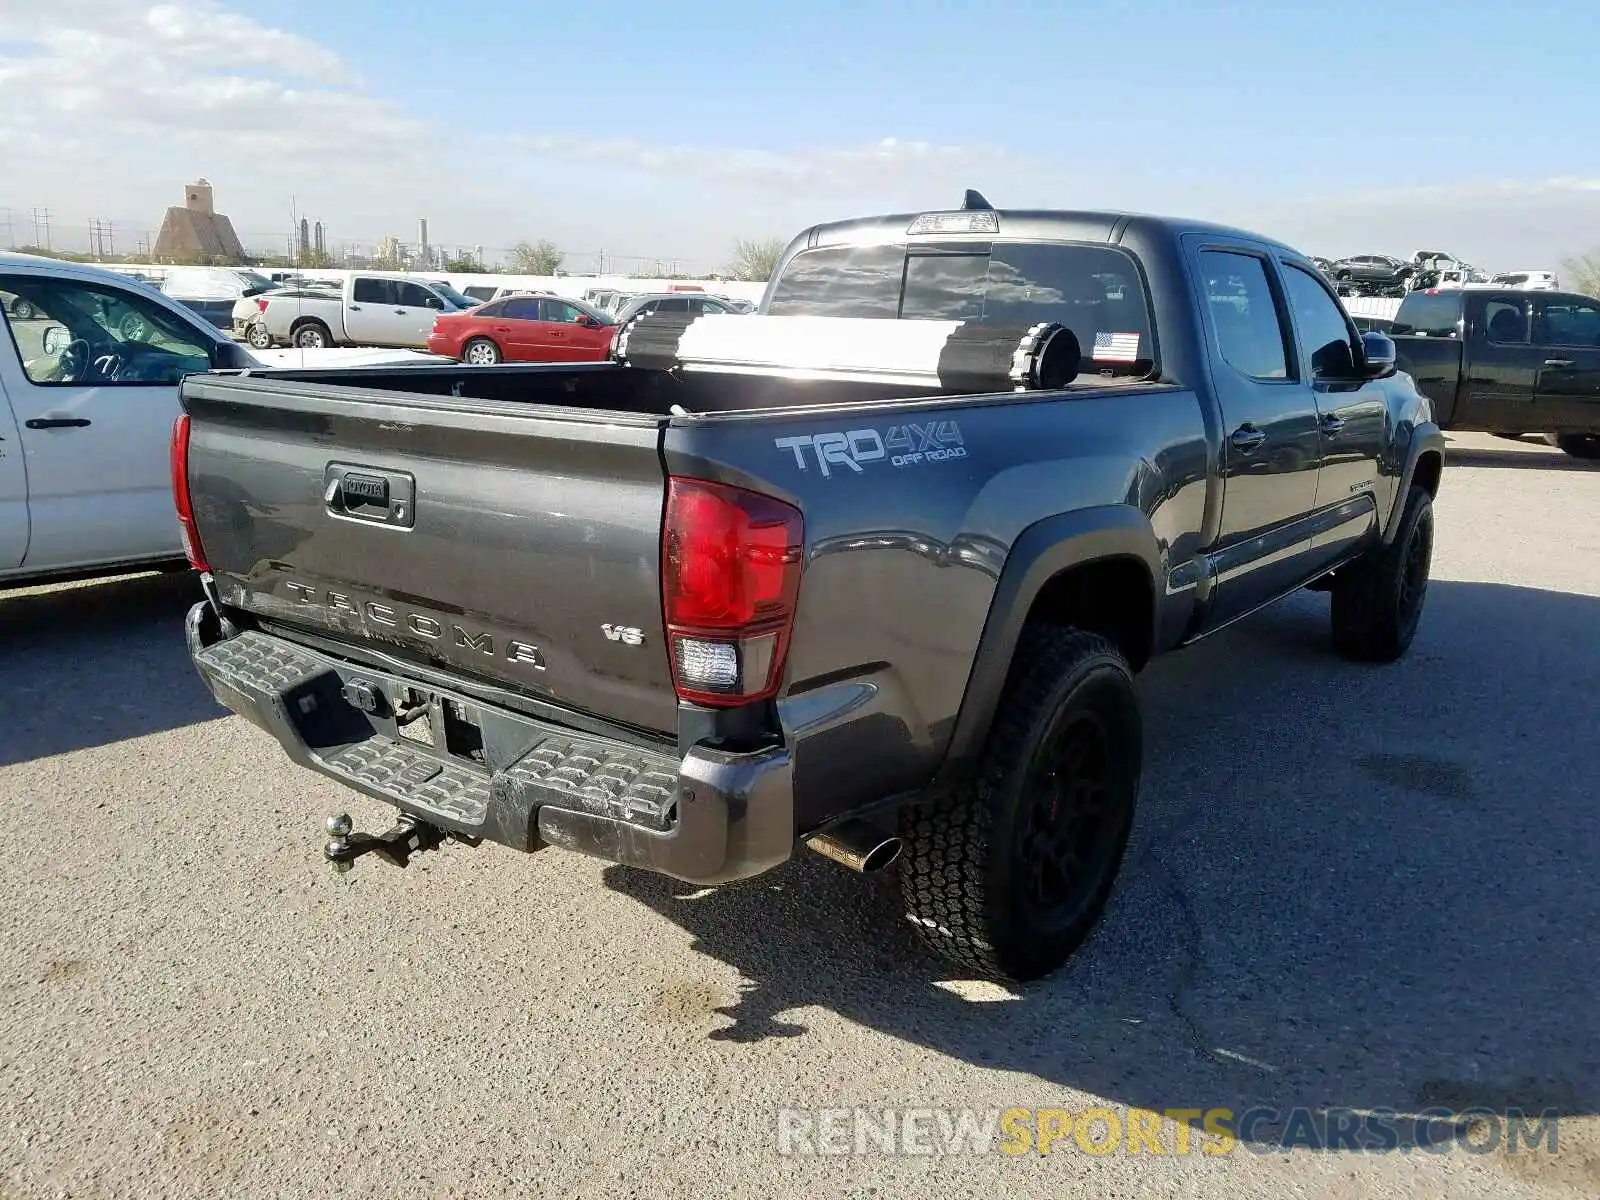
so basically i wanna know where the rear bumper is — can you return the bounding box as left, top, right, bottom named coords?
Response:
left=423, top=335, right=456, bottom=358
left=186, top=604, right=795, bottom=884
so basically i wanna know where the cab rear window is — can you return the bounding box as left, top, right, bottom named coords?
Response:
left=1391, top=292, right=1462, bottom=338
left=766, top=240, right=1155, bottom=375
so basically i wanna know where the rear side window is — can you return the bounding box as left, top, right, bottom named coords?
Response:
left=1482, top=298, right=1529, bottom=344
left=1392, top=292, right=1462, bottom=338
left=766, top=244, right=906, bottom=318
left=503, top=298, right=542, bottom=320
left=353, top=278, right=395, bottom=305
left=1198, top=251, right=1290, bottom=380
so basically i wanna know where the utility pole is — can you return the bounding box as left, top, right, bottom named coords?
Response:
left=30, top=207, right=51, bottom=251
left=1, top=207, right=13, bottom=249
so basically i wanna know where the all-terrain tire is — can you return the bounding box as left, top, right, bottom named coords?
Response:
left=1330, top=484, right=1434, bottom=662
left=898, top=626, right=1142, bottom=981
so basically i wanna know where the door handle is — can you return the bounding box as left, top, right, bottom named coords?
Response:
left=348, top=304, right=361, bottom=310
left=1230, top=424, right=1266, bottom=453
left=1543, top=359, right=1575, bottom=369
left=393, top=308, right=407, bottom=314
left=1319, top=413, right=1346, bottom=435
left=26, top=417, right=91, bottom=429
left=493, top=326, right=511, bottom=333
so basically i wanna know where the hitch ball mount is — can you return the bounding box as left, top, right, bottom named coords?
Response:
left=323, top=811, right=451, bottom=872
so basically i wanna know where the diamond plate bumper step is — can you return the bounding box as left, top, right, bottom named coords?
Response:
left=186, top=605, right=797, bottom=885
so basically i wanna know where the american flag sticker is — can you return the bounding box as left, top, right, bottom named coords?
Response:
left=1092, top=331, right=1141, bottom=362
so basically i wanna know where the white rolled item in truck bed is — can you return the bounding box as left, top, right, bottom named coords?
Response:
left=612, top=313, right=1081, bottom=393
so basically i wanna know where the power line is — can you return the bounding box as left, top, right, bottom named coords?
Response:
left=30, top=206, right=50, bottom=250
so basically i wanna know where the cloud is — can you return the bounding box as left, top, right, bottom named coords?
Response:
left=0, top=0, right=419, bottom=165
left=0, top=2, right=998, bottom=261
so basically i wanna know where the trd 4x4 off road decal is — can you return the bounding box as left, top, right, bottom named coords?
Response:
left=774, top=421, right=966, bottom=478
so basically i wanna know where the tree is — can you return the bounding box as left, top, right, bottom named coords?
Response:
left=510, top=239, right=565, bottom=275
left=728, top=236, right=786, bottom=283
left=444, top=256, right=485, bottom=273
left=1561, top=250, right=1600, bottom=298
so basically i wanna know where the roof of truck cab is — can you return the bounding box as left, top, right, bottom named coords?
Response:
left=800, top=208, right=1301, bottom=256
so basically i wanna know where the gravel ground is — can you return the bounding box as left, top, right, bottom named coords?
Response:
left=1, top=431, right=1595, bottom=1200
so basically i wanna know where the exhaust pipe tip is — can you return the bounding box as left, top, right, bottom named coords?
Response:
left=805, top=818, right=902, bottom=874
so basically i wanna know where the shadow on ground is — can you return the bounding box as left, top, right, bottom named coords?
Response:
left=1446, top=445, right=1597, bottom=472
left=0, top=571, right=226, bottom=766
left=606, top=580, right=1600, bottom=1162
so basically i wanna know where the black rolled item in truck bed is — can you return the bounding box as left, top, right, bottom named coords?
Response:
left=612, top=312, right=1080, bottom=394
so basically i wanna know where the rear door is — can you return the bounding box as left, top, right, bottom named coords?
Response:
left=1532, top=295, right=1600, bottom=431
left=1454, top=293, right=1544, bottom=431
left=1192, top=246, right=1324, bottom=624
left=345, top=277, right=398, bottom=344
left=0, top=271, right=215, bottom=571
left=499, top=297, right=549, bottom=359
left=181, top=376, right=679, bottom=732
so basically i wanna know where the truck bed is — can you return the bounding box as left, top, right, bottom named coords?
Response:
left=184, top=357, right=1187, bottom=742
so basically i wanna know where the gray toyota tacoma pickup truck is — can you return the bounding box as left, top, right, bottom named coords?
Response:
left=177, top=195, right=1445, bottom=980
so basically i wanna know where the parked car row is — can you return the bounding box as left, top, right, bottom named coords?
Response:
left=232, top=275, right=757, bottom=361
left=1311, top=250, right=1560, bottom=300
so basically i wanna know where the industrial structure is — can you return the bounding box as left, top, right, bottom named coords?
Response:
left=152, top=178, right=245, bottom=264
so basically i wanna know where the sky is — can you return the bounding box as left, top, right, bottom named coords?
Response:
left=1, top=0, right=1597, bottom=273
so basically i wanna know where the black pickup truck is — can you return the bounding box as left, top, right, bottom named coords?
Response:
left=177, top=199, right=1445, bottom=980
left=1391, top=287, right=1600, bottom=458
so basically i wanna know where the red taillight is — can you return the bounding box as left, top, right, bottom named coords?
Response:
left=255, top=298, right=269, bottom=312
left=170, top=413, right=209, bottom=572
left=662, top=478, right=803, bottom=707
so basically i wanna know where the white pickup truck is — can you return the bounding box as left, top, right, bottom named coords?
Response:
left=256, top=273, right=469, bottom=350
left=0, top=252, right=439, bottom=587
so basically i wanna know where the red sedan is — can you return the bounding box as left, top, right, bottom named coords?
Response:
left=426, top=294, right=618, bottom=364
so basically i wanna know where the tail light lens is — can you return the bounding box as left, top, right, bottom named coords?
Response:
left=662, top=478, right=803, bottom=707
left=170, top=413, right=209, bottom=572
left=255, top=298, right=269, bottom=313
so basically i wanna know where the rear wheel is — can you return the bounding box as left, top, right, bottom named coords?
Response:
left=1549, top=433, right=1600, bottom=460
left=898, top=626, right=1142, bottom=981
left=1330, top=484, right=1434, bottom=662
left=462, top=337, right=502, bottom=365
left=291, top=320, right=332, bottom=349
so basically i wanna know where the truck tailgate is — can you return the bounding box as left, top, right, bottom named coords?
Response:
left=181, top=375, right=678, bottom=734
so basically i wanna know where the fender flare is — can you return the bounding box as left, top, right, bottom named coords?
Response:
left=936, top=505, right=1163, bottom=775
left=1382, top=420, right=1446, bottom=544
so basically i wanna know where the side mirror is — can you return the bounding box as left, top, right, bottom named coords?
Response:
left=42, top=326, right=69, bottom=356
left=1360, top=331, right=1397, bottom=379
left=1310, top=338, right=1358, bottom=379
left=579, top=315, right=600, bottom=328
left=425, top=296, right=443, bottom=309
